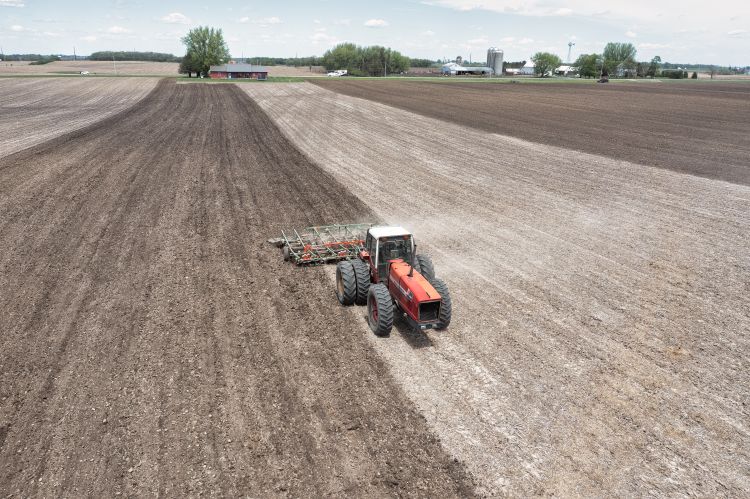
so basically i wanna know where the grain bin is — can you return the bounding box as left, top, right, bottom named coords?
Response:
left=486, top=48, right=504, bottom=76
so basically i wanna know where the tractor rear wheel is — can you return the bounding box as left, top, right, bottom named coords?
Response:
left=352, top=259, right=370, bottom=305
left=429, top=277, right=452, bottom=329
left=415, top=254, right=435, bottom=281
left=335, top=261, right=356, bottom=306
left=367, top=283, right=393, bottom=336
left=283, top=245, right=291, bottom=262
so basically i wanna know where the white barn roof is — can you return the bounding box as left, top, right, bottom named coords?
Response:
left=369, top=226, right=411, bottom=238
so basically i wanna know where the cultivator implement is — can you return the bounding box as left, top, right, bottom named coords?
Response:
left=269, top=223, right=374, bottom=265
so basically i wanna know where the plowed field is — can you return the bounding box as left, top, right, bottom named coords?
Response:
left=244, top=82, right=750, bottom=496
left=0, top=77, right=159, bottom=156
left=0, top=80, right=473, bottom=497
left=314, top=79, right=750, bottom=185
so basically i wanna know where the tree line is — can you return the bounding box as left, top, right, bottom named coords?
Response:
left=322, top=43, right=410, bottom=76
left=530, top=43, right=670, bottom=78
left=89, top=51, right=181, bottom=62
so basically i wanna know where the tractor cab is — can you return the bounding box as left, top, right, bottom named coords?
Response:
left=364, top=226, right=414, bottom=282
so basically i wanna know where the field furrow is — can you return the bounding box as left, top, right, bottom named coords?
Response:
left=0, top=77, right=159, bottom=157
left=243, top=82, right=750, bottom=496
left=0, top=81, right=473, bottom=497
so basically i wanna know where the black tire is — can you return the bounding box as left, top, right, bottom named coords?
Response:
left=335, top=261, right=356, bottom=306
left=429, top=278, right=452, bottom=330
left=411, top=256, right=422, bottom=274
left=352, top=259, right=370, bottom=305
left=367, top=283, right=393, bottom=336
left=415, top=254, right=435, bottom=281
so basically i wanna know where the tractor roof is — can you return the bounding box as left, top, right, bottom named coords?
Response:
left=369, top=226, right=411, bottom=239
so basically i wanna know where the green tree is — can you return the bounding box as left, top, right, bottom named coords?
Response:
left=531, top=52, right=561, bottom=77
left=181, top=26, right=230, bottom=77
left=322, top=43, right=409, bottom=76
left=603, top=42, right=637, bottom=76
left=646, top=55, right=661, bottom=77
left=574, top=53, right=600, bottom=78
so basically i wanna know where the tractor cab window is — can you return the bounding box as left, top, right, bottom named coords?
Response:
left=376, top=236, right=413, bottom=279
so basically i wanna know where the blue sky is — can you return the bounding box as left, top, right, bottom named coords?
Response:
left=1, top=0, right=748, bottom=65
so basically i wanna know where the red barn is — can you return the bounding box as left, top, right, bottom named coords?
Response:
left=209, top=63, right=268, bottom=80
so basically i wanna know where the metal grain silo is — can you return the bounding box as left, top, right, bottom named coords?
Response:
left=486, top=47, right=504, bottom=76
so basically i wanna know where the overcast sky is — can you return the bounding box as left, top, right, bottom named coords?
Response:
left=1, top=0, right=748, bottom=65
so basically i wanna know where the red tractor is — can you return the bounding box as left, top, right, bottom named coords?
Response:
left=334, top=226, right=451, bottom=336
left=271, top=224, right=451, bottom=336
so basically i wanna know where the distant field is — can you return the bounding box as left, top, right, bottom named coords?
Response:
left=0, top=60, right=178, bottom=75
left=315, top=79, right=750, bottom=185
left=266, top=65, right=325, bottom=77
left=0, top=77, right=159, bottom=156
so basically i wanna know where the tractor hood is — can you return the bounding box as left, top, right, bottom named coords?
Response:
left=388, top=260, right=441, bottom=303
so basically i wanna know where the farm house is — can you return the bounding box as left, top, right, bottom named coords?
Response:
left=209, top=63, right=268, bottom=80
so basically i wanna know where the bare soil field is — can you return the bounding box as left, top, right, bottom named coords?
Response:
left=0, top=60, right=179, bottom=75
left=314, top=79, right=750, bottom=185
left=0, top=81, right=474, bottom=497
left=267, top=65, right=325, bottom=77
left=244, top=83, right=750, bottom=496
left=0, top=77, right=159, bottom=156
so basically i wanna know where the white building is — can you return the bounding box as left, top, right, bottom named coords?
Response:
left=519, top=60, right=535, bottom=75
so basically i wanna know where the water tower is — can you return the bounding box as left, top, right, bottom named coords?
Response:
left=487, top=47, right=504, bottom=76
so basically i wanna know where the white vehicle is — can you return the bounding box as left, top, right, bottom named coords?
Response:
left=79, top=71, right=90, bottom=75
left=326, top=69, right=348, bottom=77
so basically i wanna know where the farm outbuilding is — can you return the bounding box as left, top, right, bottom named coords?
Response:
left=209, top=63, right=268, bottom=80
left=441, top=62, right=494, bottom=76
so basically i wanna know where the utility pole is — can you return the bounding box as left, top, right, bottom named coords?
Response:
left=567, top=41, right=575, bottom=64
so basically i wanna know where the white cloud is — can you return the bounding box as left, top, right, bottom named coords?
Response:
left=625, top=30, right=637, bottom=38
left=10, top=24, right=26, bottom=31
left=310, top=31, right=339, bottom=45
left=0, top=0, right=24, bottom=6
left=240, top=16, right=281, bottom=27
left=160, top=12, right=191, bottom=24
left=422, top=30, right=436, bottom=36
left=107, top=26, right=131, bottom=34
left=422, top=0, right=750, bottom=33
left=727, top=29, right=747, bottom=37
left=333, top=19, right=351, bottom=26
left=43, top=31, right=62, bottom=37
left=81, top=35, right=97, bottom=42
left=364, top=19, right=389, bottom=28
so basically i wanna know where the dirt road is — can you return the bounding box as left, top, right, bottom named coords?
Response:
left=0, top=77, right=159, bottom=156
left=0, top=80, right=473, bottom=497
left=314, top=79, right=750, bottom=185
left=244, top=83, right=750, bottom=496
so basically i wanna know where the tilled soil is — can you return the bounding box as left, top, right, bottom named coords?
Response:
left=244, top=83, right=750, bottom=496
left=0, top=80, right=474, bottom=497
left=314, top=79, right=750, bottom=185
left=0, top=61, right=179, bottom=75
left=0, top=77, right=159, bottom=156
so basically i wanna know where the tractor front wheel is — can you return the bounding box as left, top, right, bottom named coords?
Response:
left=429, top=277, right=452, bottom=329
left=367, top=283, right=393, bottom=337
left=335, top=261, right=356, bottom=305
left=415, top=254, right=435, bottom=281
